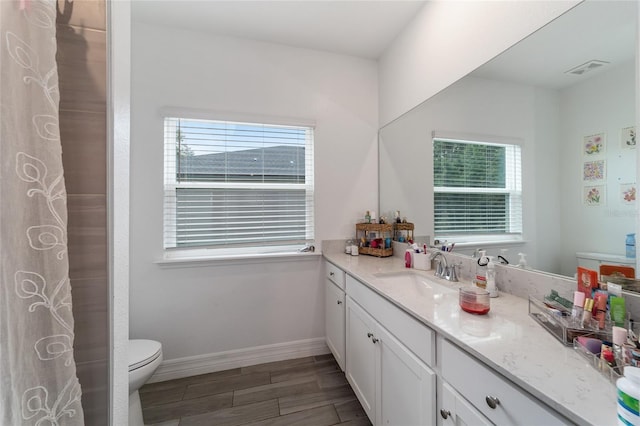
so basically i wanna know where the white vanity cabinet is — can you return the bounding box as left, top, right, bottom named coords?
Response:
left=324, top=261, right=346, bottom=371
left=440, top=338, right=568, bottom=425
left=346, top=275, right=436, bottom=425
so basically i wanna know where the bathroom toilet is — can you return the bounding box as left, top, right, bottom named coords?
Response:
left=129, top=339, right=163, bottom=426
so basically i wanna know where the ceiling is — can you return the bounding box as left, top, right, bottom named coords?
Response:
left=471, top=1, right=637, bottom=90
left=131, top=0, right=426, bottom=59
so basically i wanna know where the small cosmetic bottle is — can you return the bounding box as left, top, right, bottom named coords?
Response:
left=594, top=293, right=608, bottom=329
left=613, top=326, right=628, bottom=372
left=572, top=291, right=585, bottom=326
left=582, top=298, right=594, bottom=328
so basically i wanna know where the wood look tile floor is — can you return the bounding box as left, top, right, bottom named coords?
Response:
left=141, top=354, right=372, bottom=426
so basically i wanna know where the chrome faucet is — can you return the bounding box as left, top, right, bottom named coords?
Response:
left=430, top=251, right=459, bottom=282
left=430, top=251, right=448, bottom=278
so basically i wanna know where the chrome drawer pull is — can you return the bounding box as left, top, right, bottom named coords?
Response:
left=337, top=300, right=343, bottom=305
left=440, top=409, right=451, bottom=419
left=485, top=396, right=500, bottom=409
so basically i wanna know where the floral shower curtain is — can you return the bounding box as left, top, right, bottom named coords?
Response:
left=0, top=1, right=84, bottom=425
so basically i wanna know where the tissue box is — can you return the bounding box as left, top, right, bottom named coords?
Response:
left=412, top=253, right=431, bottom=271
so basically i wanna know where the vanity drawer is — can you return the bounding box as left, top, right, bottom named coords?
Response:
left=346, top=274, right=435, bottom=367
left=441, top=339, right=566, bottom=425
left=325, top=261, right=346, bottom=289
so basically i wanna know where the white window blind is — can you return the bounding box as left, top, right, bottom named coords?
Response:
left=433, top=137, right=522, bottom=241
left=163, top=117, right=314, bottom=250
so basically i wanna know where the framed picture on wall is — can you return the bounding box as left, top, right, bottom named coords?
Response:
left=584, top=185, right=605, bottom=206
left=583, top=160, right=606, bottom=182
left=620, top=182, right=636, bottom=205
left=583, top=133, right=606, bottom=157
left=621, top=126, right=636, bottom=149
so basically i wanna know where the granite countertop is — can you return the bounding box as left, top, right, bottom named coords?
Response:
left=323, top=250, right=617, bottom=426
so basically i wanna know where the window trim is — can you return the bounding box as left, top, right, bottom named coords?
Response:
left=162, top=111, right=316, bottom=255
left=432, top=131, right=523, bottom=245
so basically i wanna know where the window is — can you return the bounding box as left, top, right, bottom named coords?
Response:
left=163, top=117, right=314, bottom=251
left=433, top=137, right=522, bottom=242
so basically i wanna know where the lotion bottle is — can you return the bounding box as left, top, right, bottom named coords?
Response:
left=486, top=256, right=498, bottom=298
left=474, top=250, right=487, bottom=289
left=517, top=253, right=528, bottom=268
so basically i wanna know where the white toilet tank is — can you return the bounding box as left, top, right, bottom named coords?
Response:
left=576, top=251, right=635, bottom=272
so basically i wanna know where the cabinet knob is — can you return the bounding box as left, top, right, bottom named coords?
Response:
left=330, top=272, right=335, bottom=276
left=367, top=332, right=373, bottom=338
left=371, top=337, right=379, bottom=344
left=440, top=409, right=451, bottom=420
left=485, top=396, right=500, bottom=409
left=337, top=300, right=343, bottom=305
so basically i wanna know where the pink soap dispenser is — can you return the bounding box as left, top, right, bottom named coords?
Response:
left=405, top=249, right=412, bottom=268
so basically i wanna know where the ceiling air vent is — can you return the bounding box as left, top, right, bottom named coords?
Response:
left=565, top=60, right=610, bottom=76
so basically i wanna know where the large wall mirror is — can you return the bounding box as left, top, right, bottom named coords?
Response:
left=379, top=1, right=637, bottom=280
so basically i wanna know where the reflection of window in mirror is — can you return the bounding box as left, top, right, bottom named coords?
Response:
left=433, top=137, right=522, bottom=245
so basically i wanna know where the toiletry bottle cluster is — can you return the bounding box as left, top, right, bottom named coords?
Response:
left=571, top=266, right=627, bottom=331
left=565, top=264, right=640, bottom=381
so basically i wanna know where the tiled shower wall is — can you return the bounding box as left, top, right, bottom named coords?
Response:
left=56, top=1, right=108, bottom=424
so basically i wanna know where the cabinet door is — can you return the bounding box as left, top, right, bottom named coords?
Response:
left=440, top=382, right=492, bottom=426
left=325, top=280, right=345, bottom=371
left=377, top=324, right=436, bottom=426
left=346, top=297, right=376, bottom=423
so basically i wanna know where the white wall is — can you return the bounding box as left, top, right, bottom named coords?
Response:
left=109, top=1, right=130, bottom=423
left=558, top=62, right=636, bottom=275
left=379, top=76, right=562, bottom=271
left=130, top=22, right=379, bottom=362
left=378, top=1, right=580, bottom=126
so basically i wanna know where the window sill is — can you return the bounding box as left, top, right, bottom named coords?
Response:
left=155, top=250, right=322, bottom=268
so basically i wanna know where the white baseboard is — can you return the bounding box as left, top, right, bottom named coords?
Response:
left=148, top=337, right=330, bottom=383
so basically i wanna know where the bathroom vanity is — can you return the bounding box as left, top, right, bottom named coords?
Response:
left=323, top=250, right=617, bottom=425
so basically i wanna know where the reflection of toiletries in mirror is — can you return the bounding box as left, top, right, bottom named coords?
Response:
left=627, top=233, right=636, bottom=258
left=577, top=267, right=598, bottom=299
left=517, top=253, right=527, bottom=268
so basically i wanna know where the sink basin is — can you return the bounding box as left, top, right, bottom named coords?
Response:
left=373, top=270, right=457, bottom=295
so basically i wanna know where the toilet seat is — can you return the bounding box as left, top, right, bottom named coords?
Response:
left=129, top=339, right=162, bottom=372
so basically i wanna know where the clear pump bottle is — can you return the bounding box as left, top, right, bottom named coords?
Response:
left=475, top=250, right=488, bottom=289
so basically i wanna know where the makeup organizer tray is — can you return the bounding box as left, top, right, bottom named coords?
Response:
left=573, top=337, right=622, bottom=384
left=528, top=296, right=612, bottom=346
